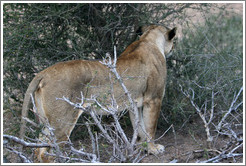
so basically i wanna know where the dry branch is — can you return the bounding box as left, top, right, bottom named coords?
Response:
left=4, top=146, right=32, bottom=163
left=217, top=86, right=243, bottom=131
left=3, top=135, right=54, bottom=148
left=179, top=85, right=214, bottom=143
left=57, top=46, right=143, bottom=162
left=100, top=46, right=140, bottom=150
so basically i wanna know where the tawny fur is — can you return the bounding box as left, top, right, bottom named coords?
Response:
left=20, top=25, right=176, bottom=162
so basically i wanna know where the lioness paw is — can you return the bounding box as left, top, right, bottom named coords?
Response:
left=148, top=143, right=165, bottom=155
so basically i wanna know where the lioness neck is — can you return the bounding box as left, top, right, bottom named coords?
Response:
left=142, top=29, right=166, bottom=59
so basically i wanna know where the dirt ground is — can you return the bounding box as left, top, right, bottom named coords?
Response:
left=174, top=3, right=243, bottom=39
left=69, top=113, right=243, bottom=163
left=141, top=118, right=243, bottom=163
left=3, top=112, right=243, bottom=163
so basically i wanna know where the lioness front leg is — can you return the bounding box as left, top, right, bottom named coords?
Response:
left=142, top=98, right=164, bottom=155
left=129, top=107, right=148, bottom=144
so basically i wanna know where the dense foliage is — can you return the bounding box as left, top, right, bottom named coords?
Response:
left=3, top=3, right=193, bottom=116
left=163, top=13, right=243, bottom=126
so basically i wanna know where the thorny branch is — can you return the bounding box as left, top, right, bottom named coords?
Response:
left=4, top=92, right=101, bottom=163
left=4, top=145, right=32, bottom=163
left=55, top=46, right=143, bottom=162
left=217, top=86, right=243, bottom=131
left=100, top=46, right=140, bottom=153
left=179, top=85, right=214, bottom=143
left=3, top=135, right=54, bottom=148
left=198, top=142, right=243, bottom=163
left=180, top=84, right=243, bottom=163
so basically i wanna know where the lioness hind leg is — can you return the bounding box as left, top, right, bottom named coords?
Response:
left=35, top=116, right=82, bottom=162
left=34, top=93, right=55, bottom=162
left=34, top=97, right=83, bottom=162
left=142, top=99, right=165, bottom=155
left=34, top=127, right=55, bottom=163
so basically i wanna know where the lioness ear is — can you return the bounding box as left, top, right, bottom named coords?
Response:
left=136, top=25, right=152, bottom=36
left=167, top=27, right=177, bottom=40
left=136, top=26, right=143, bottom=36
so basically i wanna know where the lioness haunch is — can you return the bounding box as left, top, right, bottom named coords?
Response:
left=20, top=25, right=176, bottom=162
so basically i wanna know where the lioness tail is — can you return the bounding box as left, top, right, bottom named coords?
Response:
left=19, top=75, right=43, bottom=140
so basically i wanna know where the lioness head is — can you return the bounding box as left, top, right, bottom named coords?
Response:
left=137, top=24, right=177, bottom=55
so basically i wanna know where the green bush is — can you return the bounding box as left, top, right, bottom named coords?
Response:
left=162, top=13, right=243, bottom=126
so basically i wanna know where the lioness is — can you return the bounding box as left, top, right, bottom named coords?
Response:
left=20, top=25, right=176, bottom=162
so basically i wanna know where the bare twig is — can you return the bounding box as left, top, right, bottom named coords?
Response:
left=179, top=85, right=214, bottom=143
left=4, top=146, right=32, bottom=163
left=85, top=122, right=96, bottom=155
left=22, top=117, right=39, bottom=128
left=45, top=152, right=92, bottom=163
left=71, top=146, right=98, bottom=163
left=154, top=124, right=173, bottom=142
left=100, top=46, right=140, bottom=152
left=217, top=86, right=243, bottom=131
left=56, top=46, right=143, bottom=162
left=198, top=152, right=243, bottom=163
left=3, top=135, right=54, bottom=148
